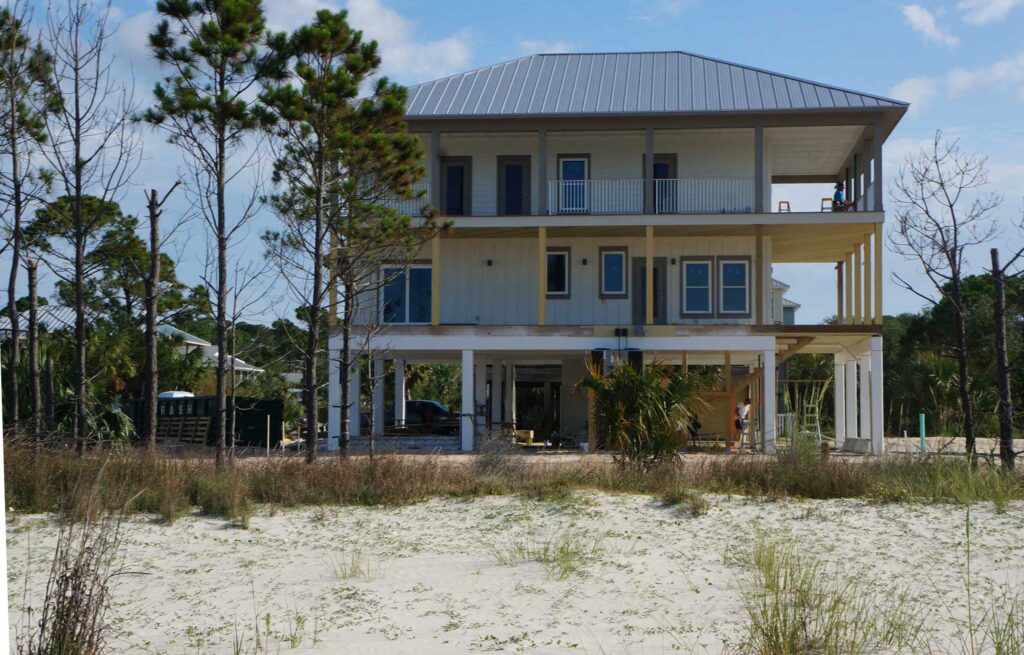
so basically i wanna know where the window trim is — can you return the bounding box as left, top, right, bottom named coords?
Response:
left=380, top=263, right=433, bottom=325
left=716, top=256, right=752, bottom=318
left=598, top=246, right=629, bottom=299
left=545, top=246, right=571, bottom=299
left=680, top=256, right=714, bottom=318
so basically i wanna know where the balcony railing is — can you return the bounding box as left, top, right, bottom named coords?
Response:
left=655, top=178, right=755, bottom=214
left=547, top=179, right=644, bottom=215
left=381, top=181, right=430, bottom=216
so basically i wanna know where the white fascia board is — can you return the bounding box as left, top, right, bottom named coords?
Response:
left=335, top=333, right=777, bottom=353
left=411, top=211, right=884, bottom=230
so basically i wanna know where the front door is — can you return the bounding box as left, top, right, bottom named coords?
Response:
left=558, top=157, right=588, bottom=213
left=440, top=157, right=471, bottom=216
left=632, top=257, right=668, bottom=325
left=498, top=156, right=530, bottom=215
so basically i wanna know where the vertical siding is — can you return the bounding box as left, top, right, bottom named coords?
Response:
left=437, top=236, right=760, bottom=326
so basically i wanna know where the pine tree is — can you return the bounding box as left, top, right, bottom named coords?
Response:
left=145, top=0, right=279, bottom=467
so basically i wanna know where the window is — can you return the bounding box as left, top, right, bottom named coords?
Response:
left=681, top=259, right=713, bottom=316
left=599, top=248, right=627, bottom=298
left=718, top=259, right=750, bottom=316
left=546, top=248, right=570, bottom=297
left=382, top=266, right=432, bottom=324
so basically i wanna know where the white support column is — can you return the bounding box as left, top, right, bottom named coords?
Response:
left=393, top=359, right=406, bottom=427
left=461, top=350, right=475, bottom=451
left=347, top=359, right=361, bottom=439
left=474, top=356, right=488, bottom=438
left=504, top=363, right=517, bottom=429
left=870, top=336, right=884, bottom=455
left=833, top=354, right=846, bottom=449
left=490, top=360, right=503, bottom=429
left=859, top=352, right=871, bottom=441
left=844, top=359, right=858, bottom=442
left=372, top=358, right=385, bottom=436
left=763, top=346, right=777, bottom=454
left=328, top=348, right=341, bottom=449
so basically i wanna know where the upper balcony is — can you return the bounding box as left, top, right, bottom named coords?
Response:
left=391, top=51, right=907, bottom=227
left=388, top=124, right=887, bottom=226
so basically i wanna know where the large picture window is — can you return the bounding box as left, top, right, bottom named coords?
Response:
left=718, top=258, right=750, bottom=316
left=382, top=266, right=432, bottom=324
left=546, top=248, right=570, bottom=297
left=681, top=259, right=713, bottom=316
left=599, top=247, right=627, bottom=298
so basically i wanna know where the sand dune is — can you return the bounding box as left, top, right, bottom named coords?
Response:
left=8, top=493, right=1024, bottom=653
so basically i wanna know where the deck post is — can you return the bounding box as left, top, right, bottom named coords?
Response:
left=844, top=252, right=853, bottom=324
left=430, top=130, right=441, bottom=208
left=490, top=360, right=503, bottom=430
left=347, top=358, right=361, bottom=439
left=372, top=357, right=385, bottom=437
left=645, top=225, right=654, bottom=325
left=431, top=236, right=441, bottom=326
left=537, top=227, right=547, bottom=326
left=504, top=362, right=517, bottom=429
left=474, top=356, right=488, bottom=438
left=754, top=125, right=765, bottom=213
left=833, top=354, right=846, bottom=449
left=870, top=336, right=884, bottom=455
left=873, top=223, right=883, bottom=324
left=844, top=359, right=858, bottom=442
left=538, top=129, right=548, bottom=215
left=763, top=345, right=776, bottom=454
left=873, top=119, right=884, bottom=212
left=863, top=233, right=872, bottom=325
left=461, top=350, right=475, bottom=451
left=644, top=127, right=654, bottom=214
left=394, top=359, right=406, bottom=427
left=328, top=347, right=341, bottom=448
left=836, top=261, right=844, bottom=322
left=859, top=351, right=871, bottom=441
left=854, top=244, right=863, bottom=324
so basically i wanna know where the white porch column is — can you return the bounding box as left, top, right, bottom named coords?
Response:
left=490, top=360, right=503, bottom=429
left=347, top=359, right=361, bottom=438
left=833, top=354, right=846, bottom=449
left=870, top=336, right=884, bottom=455
left=859, top=352, right=871, bottom=441
left=372, top=358, right=385, bottom=436
left=504, top=363, right=517, bottom=428
left=393, top=359, right=406, bottom=427
left=327, top=348, right=341, bottom=448
left=762, top=346, right=777, bottom=454
left=461, top=350, right=475, bottom=451
left=844, top=359, right=858, bottom=441
left=474, top=356, right=488, bottom=437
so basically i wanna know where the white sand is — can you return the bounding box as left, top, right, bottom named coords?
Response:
left=7, top=493, right=1024, bottom=654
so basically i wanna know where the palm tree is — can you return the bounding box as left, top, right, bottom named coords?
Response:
left=579, top=360, right=706, bottom=469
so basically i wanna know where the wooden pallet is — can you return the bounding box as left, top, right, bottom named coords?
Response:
left=155, top=416, right=210, bottom=445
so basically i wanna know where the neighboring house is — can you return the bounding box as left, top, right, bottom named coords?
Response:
left=157, top=324, right=265, bottom=378
left=770, top=278, right=800, bottom=326
left=0, top=305, right=95, bottom=338
left=328, top=51, right=903, bottom=455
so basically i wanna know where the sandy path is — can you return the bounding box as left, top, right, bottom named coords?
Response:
left=7, top=493, right=1024, bottom=654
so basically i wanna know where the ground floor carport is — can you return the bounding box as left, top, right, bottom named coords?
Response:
left=326, top=326, right=883, bottom=456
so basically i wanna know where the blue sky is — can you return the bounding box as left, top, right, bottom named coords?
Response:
left=11, top=0, right=1024, bottom=324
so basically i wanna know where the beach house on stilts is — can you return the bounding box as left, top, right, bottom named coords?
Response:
left=327, top=51, right=907, bottom=455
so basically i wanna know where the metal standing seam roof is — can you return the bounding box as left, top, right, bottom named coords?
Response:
left=406, top=51, right=908, bottom=119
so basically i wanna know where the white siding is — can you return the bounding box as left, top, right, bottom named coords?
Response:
left=436, top=236, right=760, bottom=326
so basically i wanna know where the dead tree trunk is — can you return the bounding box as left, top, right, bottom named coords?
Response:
left=144, top=189, right=161, bottom=451
left=992, top=248, right=1015, bottom=469
left=951, top=278, right=976, bottom=460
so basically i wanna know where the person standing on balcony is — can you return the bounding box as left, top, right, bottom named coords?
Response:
left=832, top=181, right=854, bottom=211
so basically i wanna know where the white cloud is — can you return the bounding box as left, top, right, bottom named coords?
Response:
left=264, top=0, right=472, bottom=82
left=888, top=77, right=939, bottom=115
left=519, top=40, right=573, bottom=55
left=632, top=0, right=696, bottom=21
left=902, top=4, right=960, bottom=47
left=948, top=52, right=1024, bottom=98
left=956, top=0, right=1023, bottom=23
